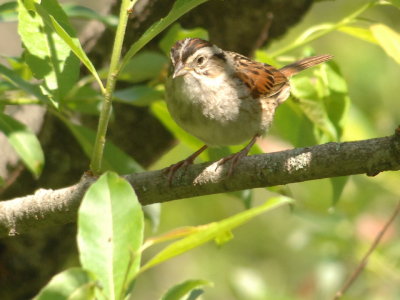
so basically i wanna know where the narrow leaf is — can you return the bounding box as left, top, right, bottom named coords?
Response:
left=78, top=172, right=144, bottom=300
left=140, top=197, right=292, bottom=273
left=161, top=279, right=212, bottom=300
left=0, top=63, right=50, bottom=105
left=45, top=13, right=104, bottom=92
left=120, top=0, right=210, bottom=72
left=338, top=26, right=377, bottom=44
left=0, top=1, right=18, bottom=22
left=18, top=0, right=80, bottom=103
left=0, top=112, right=44, bottom=178
left=371, top=23, right=400, bottom=64
left=33, top=268, right=95, bottom=300
left=62, top=4, right=118, bottom=28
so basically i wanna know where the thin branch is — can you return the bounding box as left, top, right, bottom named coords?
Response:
left=333, top=201, right=400, bottom=299
left=0, top=134, right=400, bottom=238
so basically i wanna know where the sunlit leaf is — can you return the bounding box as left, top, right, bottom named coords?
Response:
left=291, top=76, right=338, bottom=143
left=142, top=226, right=208, bottom=251
left=33, top=268, right=95, bottom=300
left=18, top=0, right=80, bottom=104
left=338, top=26, right=377, bottom=44
left=0, top=1, right=17, bottom=22
left=4, top=56, right=33, bottom=80
left=0, top=63, right=50, bottom=105
left=0, top=112, right=44, bottom=178
left=120, top=0, right=211, bottom=72
left=161, top=279, right=212, bottom=300
left=33, top=4, right=105, bottom=92
left=78, top=172, right=144, bottom=299
left=140, top=197, right=293, bottom=273
left=371, top=23, right=400, bottom=64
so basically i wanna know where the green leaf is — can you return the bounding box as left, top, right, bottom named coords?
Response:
left=64, top=84, right=102, bottom=115
left=4, top=56, right=33, bottom=80
left=62, top=4, right=118, bottom=28
left=64, top=121, right=144, bottom=174
left=18, top=0, right=80, bottom=104
left=33, top=268, right=95, bottom=300
left=338, top=26, right=378, bottom=44
left=78, top=172, right=144, bottom=300
left=322, top=61, right=350, bottom=139
left=291, top=76, right=338, bottom=143
left=161, top=279, right=212, bottom=300
left=273, top=100, right=317, bottom=147
left=289, top=60, right=349, bottom=143
left=330, top=176, right=349, bottom=206
left=159, top=23, right=209, bottom=55
left=0, top=1, right=17, bottom=22
left=1, top=2, right=118, bottom=25
left=32, top=2, right=105, bottom=93
left=0, top=63, right=50, bottom=104
left=0, top=112, right=44, bottom=178
left=140, top=196, right=293, bottom=273
left=120, top=0, right=211, bottom=72
left=114, top=85, right=164, bottom=106
left=370, top=23, right=400, bottom=64
left=118, top=51, right=168, bottom=83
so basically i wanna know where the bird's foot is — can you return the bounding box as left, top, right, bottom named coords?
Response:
left=215, top=136, right=258, bottom=176
left=164, top=145, right=208, bottom=185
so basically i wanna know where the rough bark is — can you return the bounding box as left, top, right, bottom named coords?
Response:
left=2, top=134, right=400, bottom=238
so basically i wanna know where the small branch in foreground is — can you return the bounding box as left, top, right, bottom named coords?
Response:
left=333, top=201, right=400, bottom=300
left=0, top=134, right=399, bottom=238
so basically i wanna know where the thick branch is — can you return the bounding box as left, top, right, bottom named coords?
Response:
left=1, top=135, right=399, bottom=238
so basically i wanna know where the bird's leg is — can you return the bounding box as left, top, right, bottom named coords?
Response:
left=165, top=145, right=208, bottom=184
left=216, top=135, right=259, bottom=176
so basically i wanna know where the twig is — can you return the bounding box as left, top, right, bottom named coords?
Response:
left=0, top=134, right=400, bottom=238
left=333, top=201, right=400, bottom=299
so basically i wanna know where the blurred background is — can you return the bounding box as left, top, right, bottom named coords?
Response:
left=0, top=0, right=399, bottom=299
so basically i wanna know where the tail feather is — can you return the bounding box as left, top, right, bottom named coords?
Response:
left=279, top=54, right=333, bottom=77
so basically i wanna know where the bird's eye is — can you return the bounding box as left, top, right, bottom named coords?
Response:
left=196, top=56, right=205, bottom=65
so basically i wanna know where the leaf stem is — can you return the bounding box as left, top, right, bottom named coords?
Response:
left=269, top=1, right=378, bottom=58
left=90, top=0, right=138, bottom=175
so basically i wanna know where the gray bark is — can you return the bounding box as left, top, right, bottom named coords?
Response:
left=1, top=134, right=399, bottom=238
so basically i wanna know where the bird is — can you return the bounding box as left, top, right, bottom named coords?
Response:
left=164, top=37, right=332, bottom=181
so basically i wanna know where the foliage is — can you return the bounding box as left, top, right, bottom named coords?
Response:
left=0, top=0, right=400, bottom=299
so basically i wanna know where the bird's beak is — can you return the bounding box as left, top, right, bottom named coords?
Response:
left=173, top=63, right=191, bottom=78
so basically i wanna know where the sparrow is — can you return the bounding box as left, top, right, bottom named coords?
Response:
left=165, top=38, right=332, bottom=180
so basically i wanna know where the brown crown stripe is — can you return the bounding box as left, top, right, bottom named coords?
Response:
left=181, top=38, right=212, bottom=63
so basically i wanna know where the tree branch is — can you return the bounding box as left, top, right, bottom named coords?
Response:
left=1, top=134, right=400, bottom=238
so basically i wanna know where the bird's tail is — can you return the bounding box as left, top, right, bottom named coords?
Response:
left=279, top=54, right=333, bottom=77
